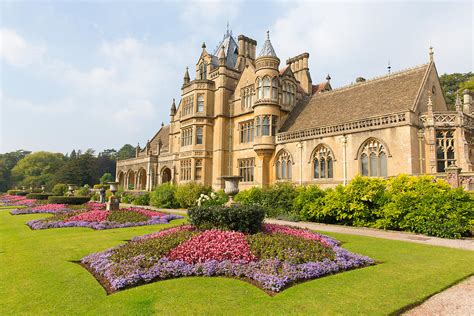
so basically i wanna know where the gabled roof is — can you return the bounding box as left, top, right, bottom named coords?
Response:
left=312, top=82, right=332, bottom=94
left=147, top=125, right=170, bottom=154
left=280, top=63, right=430, bottom=132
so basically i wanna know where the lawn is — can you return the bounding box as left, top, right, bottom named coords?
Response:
left=1, top=208, right=473, bottom=315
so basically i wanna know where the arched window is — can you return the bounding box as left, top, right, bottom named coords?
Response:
left=197, top=94, right=204, bottom=112
left=255, top=116, right=261, bottom=136
left=276, top=151, right=292, bottom=180
left=436, top=130, right=455, bottom=172
left=196, top=126, right=203, bottom=145
left=256, top=78, right=263, bottom=100
left=263, top=77, right=271, bottom=98
left=262, top=115, right=270, bottom=135
left=312, top=145, right=334, bottom=179
left=199, top=62, right=207, bottom=80
left=283, top=82, right=288, bottom=104
left=272, top=77, right=278, bottom=100
left=359, top=138, right=388, bottom=177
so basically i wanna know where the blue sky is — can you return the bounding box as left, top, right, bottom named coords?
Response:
left=0, top=0, right=472, bottom=154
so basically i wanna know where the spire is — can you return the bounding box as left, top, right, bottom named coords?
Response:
left=183, top=67, right=190, bottom=84
left=429, top=46, right=434, bottom=62
left=202, top=42, right=206, bottom=49
left=170, top=98, right=176, bottom=116
left=258, top=30, right=277, bottom=57
left=387, top=60, right=391, bottom=74
left=218, top=44, right=226, bottom=64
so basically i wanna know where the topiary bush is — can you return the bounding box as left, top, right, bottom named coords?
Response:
left=48, top=196, right=90, bottom=205
left=75, top=185, right=91, bottom=197
left=150, top=183, right=178, bottom=208
left=52, top=183, right=68, bottom=196
left=175, top=182, right=212, bottom=208
left=188, top=204, right=265, bottom=234
left=26, top=193, right=54, bottom=200
left=7, top=190, right=29, bottom=196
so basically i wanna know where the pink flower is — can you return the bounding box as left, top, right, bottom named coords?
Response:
left=125, top=207, right=166, bottom=218
left=168, top=230, right=257, bottom=264
left=134, top=225, right=195, bottom=241
left=262, top=224, right=332, bottom=247
left=65, top=210, right=110, bottom=222
left=29, top=204, right=67, bottom=212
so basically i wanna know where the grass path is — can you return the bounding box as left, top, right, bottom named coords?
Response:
left=1, top=208, right=473, bottom=315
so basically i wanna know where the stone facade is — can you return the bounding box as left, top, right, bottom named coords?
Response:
left=116, top=30, right=474, bottom=191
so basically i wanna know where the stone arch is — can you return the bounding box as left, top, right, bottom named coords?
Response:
left=161, top=167, right=172, bottom=184
left=355, top=137, right=391, bottom=160
left=137, top=168, right=147, bottom=191
left=310, top=144, right=335, bottom=179
left=126, top=170, right=136, bottom=190
left=356, top=137, right=389, bottom=177
left=274, top=149, right=294, bottom=180
left=117, top=171, right=125, bottom=189
left=308, top=143, right=336, bottom=163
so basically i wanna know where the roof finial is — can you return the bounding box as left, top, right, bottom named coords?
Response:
left=455, top=92, right=462, bottom=111
left=326, top=74, right=331, bottom=82
left=429, top=46, right=434, bottom=62
left=226, top=21, right=230, bottom=36
left=183, top=67, right=190, bottom=85
left=266, top=30, right=270, bottom=40
left=202, top=42, right=206, bottom=49
left=387, top=60, right=391, bottom=74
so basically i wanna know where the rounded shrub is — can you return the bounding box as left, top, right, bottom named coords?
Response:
left=188, top=204, right=265, bottom=234
left=175, top=182, right=212, bottom=208
left=150, top=183, right=178, bottom=208
left=75, top=185, right=91, bottom=197
left=48, top=196, right=90, bottom=205
left=26, top=193, right=54, bottom=200
left=52, top=183, right=68, bottom=196
left=132, top=192, right=150, bottom=206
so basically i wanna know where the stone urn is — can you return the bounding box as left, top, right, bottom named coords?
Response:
left=106, top=182, right=120, bottom=211
left=219, top=176, right=243, bottom=206
left=67, top=184, right=75, bottom=196
left=41, top=185, right=46, bottom=193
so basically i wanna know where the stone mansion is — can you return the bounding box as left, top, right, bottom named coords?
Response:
left=116, top=29, right=474, bottom=191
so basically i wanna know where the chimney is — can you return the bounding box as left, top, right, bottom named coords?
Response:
left=355, top=77, right=366, bottom=83
left=236, top=35, right=257, bottom=71
left=286, top=53, right=311, bottom=94
left=463, top=89, right=472, bottom=114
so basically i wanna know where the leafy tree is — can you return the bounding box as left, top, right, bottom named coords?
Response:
left=439, top=72, right=473, bottom=109
left=69, top=150, right=77, bottom=159
left=117, top=144, right=136, bottom=160
left=54, top=151, right=96, bottom=186
left=99, top=149, right=117, bottom=160
left=100, top=172, right=114, bottom=183
left=11, top=151, right=65, bottom=188
left=458, top=76, right=474, bottom=95
left=0, top=150, right=31, bottom=192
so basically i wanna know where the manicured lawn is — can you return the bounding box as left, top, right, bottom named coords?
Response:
left=1, top=208, right=473, bottom=315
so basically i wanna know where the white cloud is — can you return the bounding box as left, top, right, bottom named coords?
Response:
left=0, top=28, right=46, bottom=67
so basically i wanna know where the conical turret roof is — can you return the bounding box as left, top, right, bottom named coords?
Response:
left=259, top=31, right=277, bottom=57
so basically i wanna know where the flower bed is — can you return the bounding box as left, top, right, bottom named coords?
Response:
left=10, top=203, right=68, bottom=215
left=0, top=194, right=37, bottom=207
left=81, top=224, right=374, bottom=294
left=26, top=207, right=183, bottom=230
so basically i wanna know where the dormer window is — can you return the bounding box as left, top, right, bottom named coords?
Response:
left=199, top=62, right=207, bottom=80
left=283, top=82, right=296, bottom=106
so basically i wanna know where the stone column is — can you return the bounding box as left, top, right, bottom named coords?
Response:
left=445, top=164, right=462, bottom=188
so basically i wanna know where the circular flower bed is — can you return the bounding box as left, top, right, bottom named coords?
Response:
left=82, top=224, right=374, bottom=294
left=26, top=206, right=183, bottom=230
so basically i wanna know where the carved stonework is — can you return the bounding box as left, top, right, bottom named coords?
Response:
left=445, top=164, right=462, bottom=188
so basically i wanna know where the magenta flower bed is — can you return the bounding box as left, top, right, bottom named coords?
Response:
left=26, top=206, right=183, bottom=230
left=0, top=195, right=37, bottom=207
left=81, top=224, right=374, bottom=294
left=10, top=204, right=68, bottom=215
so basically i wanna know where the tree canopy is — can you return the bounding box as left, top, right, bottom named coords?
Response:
left=439, top=72, right=473, bottom=109
left=11, top=151, right=65, bottom=188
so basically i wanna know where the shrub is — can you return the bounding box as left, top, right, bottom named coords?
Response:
left=48, top=196, right=90, bottom=205
left=150, top=183, right=178, bottom=208
left=93, top=184, right=110, bottom=190
left=132, top=192, right=150, bottom=206
left=197, top=190, right=228, bottom=207
left=7, top=190, right=28, bottom=196
left=26, top=193, right=54, bottom=200
left=292, top=185, right=326, bottom=221
left=188, top=204, right=265, bottom=234
left=175, top=182, right=212, bottom=208
left=75, top=185, right=91, bottom=197
left=120, top=193, right=134, bottom=204
left=52, top=183, right=68, bottom=196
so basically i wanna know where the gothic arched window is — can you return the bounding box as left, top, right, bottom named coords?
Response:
left=312, top=145, right=334, bottom=179
left=359, top=138, right=388, bottom=177
left=199, top=62, right=207, bottom=80
left=271, top=77, right=278, bottom=100
left=263, top=77, right=271, bottom=98
left=436, top=130, right=455, bottom=172
left=276, top=151, right=292, bottom=180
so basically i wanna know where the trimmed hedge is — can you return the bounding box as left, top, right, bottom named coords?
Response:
left=188, top=204, right=265, bottom=234
left=7, top=190, right=29, bottom=196
left=48, top=196, right=90, bottom=205
left=26, top=193, right=54, bottom=200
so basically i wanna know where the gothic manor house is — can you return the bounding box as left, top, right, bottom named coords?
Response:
left=116, top=30, right=474, bottom=191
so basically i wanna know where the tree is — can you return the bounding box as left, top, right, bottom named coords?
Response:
left=458, top=76, right=474, bottom=95
left=0, top=150, right=31, bottom=191
left=117, top=144, right=136, bottom=160
left=439, top=72, right=473, bottom=109
left=54, top=152, right=96, bottom=186
left=100, top=172, right=114, bottom=183
left=11, top=151, right=64, bottom=188
left=99, top=149, right=117, bottom=160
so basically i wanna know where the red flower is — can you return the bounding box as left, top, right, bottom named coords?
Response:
left=65, top=210, right=110, bottom=222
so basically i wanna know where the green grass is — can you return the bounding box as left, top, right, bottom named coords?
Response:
left=0, top=208, right=473, bottom=315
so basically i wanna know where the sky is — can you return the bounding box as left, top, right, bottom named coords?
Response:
left=0, top=0, right=472, bottom=154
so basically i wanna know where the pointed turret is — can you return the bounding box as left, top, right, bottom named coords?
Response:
left=170, top=98, right=176, bottom=116
left=259, top=31, right=277, bottom=57
left=183, top=67, right=190, bottom=85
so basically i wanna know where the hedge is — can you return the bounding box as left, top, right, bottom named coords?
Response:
left=7, top=190, right=29, bottom=196
left=48, top=196, right=90, bottom=205
left=188, top=204, right=265, bottom=234
left=26, top=193, right=54, bottom=200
